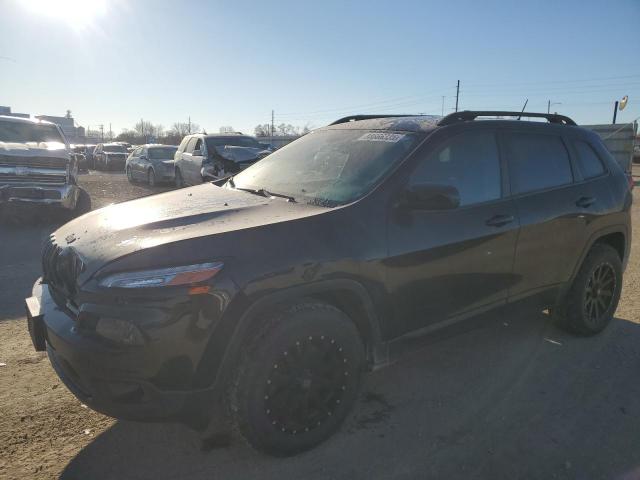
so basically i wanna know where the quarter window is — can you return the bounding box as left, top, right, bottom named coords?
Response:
left=574, top=140, right=605, bottom=179
left=185, top=138, right=197, bottom=154
left=410, top=131, right=502, bottom=206
left=505, top=133, right=572, bottom=194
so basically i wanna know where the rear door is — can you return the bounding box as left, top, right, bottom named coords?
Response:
left=503, top=129, right=592, bottom=301
left=387, top=127, right=519, bottom=336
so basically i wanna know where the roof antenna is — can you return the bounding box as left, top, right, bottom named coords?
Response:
left=517, top=99, right=528, bottom=120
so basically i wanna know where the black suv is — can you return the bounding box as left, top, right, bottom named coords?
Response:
left=25, top=111, right=632, bottom=456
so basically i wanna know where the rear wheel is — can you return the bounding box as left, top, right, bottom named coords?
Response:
left=68, top=187, right=91, bottom=219
left=229, top=302, right=365, bottom=456
left=554, top=243, right=622, bottom=335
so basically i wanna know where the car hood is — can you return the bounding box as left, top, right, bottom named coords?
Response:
left=53, top=183, right=327, bottom=279
left=0, top=141, right=69, bottom=160
left=215, top=146, right=270, bottom=162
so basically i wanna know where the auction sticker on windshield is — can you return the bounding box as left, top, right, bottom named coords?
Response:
left=357, top=132, right=405, bottom=143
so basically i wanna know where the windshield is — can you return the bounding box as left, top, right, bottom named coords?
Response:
left=229, top=129, right=419, bottom=206
left=148, top=146, right=177, bottom=159
left=103, top=145, right=126, bottom=152
left=206, top=136, right=261, bottom=150
left=0, top=121, right=65, bottom=143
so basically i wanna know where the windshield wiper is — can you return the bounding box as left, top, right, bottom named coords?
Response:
left=232, top=184, right=296, bottom=202
left=261, top=189, right=296, bottom=203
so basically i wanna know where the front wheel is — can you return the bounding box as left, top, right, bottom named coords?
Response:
left=229, top=302, right=365, bottom=456
left=148, top=168, right=156, bottom=187
left=126, top=166, right=134, bottom=183
left=554, top=243, right=622, bottom=335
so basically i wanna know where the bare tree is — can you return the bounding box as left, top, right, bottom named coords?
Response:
left=170, top=122, right=199, bottom=137
left=254, top=124, right=271, bottom=137
left=219, top=126, right=235, bottom=134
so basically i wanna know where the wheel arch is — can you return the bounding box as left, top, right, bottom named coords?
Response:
left=570, top=225, right=629, bottom=283
left=201, top=279, right=384, bottom=394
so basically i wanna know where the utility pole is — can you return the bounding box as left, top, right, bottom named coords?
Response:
left=270, top=109, right=274, bottom=145
left=612, top=101, right=619, bottom=124
left=547, top=100, right=551, bottom=114
left=455, top=80, right=460, bottom=112
left=98, top=124, right=104, bottom=142
left=109, top=123, right=112, bottom=140
left=188, top=116, right=191, bottom=134
left=441, top=96, right=445, bottom=116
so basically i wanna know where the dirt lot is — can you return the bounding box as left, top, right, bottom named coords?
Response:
left=1, top=170, right=640, bottom=479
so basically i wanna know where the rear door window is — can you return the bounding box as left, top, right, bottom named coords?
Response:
left=410, top=130, right=502, bottom=206
left=193, top=138, right=203, bottom=154
left=573, top=140, right=606, bottom=179
left=505, top=133, right=573, bottom=194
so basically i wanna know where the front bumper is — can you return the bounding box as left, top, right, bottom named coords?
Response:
left=0, top=183, right=78, bottom=209
left=25, top=279, right=226, bottom=423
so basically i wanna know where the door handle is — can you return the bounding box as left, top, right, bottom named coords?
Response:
left=576, top=196, right=596, bottom=208
left=485, top=214, right=515, bottom=227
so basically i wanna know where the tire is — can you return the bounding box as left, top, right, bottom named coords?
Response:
left=554, top=243, right=622, bottom=335
left=175, top=168, right=184, bottom=188
left=70, top=188, right=91, bottom=218
left=126, top=166, right=135, bottom=183
left=148, top=168, right=156, bottom=187
left=229, top=301, right=365, bottom=456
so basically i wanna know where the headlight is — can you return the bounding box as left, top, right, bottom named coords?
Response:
left=98, top=262, right=223, bottom=288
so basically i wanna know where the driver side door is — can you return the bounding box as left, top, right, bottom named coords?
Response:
left=386, top=127, right=519, bottom=336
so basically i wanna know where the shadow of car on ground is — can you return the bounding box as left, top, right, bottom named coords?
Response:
left=60, top=309, right=640, bottom=480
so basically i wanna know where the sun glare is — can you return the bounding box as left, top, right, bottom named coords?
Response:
left=21, top=0, right=108, bottom=26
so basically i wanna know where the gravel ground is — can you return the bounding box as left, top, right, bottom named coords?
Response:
left=1, top=170, right=640, bottom=479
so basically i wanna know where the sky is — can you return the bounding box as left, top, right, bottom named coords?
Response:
left=1, top=0, right=639, bottom=136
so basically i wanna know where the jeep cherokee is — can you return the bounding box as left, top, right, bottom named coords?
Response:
left=25, top=111, right=631, bottom=456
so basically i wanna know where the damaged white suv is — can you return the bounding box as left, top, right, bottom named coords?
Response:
left=0, top=115, right=90, bottom=215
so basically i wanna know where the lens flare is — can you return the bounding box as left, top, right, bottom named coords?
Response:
left=21, top=0, right=108, bottom=26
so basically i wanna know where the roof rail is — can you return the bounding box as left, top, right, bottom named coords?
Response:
left=438, top=110, right=576, bottom=127
left=330, top=114, right=415, bottom=125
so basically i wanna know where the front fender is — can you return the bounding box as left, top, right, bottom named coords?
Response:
left=192, top=278, right=383, bottom=393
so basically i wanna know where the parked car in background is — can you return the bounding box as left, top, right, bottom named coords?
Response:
left=174, top=133, right=271, bottom=187
left=126, top=144, right=178, bottom=186
left=93, top=143, right=128, bottom=171
left=84, top=144, right=97, bottom=169
left=0, top=115, right=90, bottom=214
left=70, top=144, right=88, bottom=172
left=24, top=111, right=631, bottom=456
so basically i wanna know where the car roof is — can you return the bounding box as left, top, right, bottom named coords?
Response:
left=143, top=143, right=177, bottom=148
left=0, top=115, right=57, bottom=126
left=189, top=133, right=252, bottom=139
left=323, top=115, right=441, bottom=133
left=323, top=111, right=579, bottom=134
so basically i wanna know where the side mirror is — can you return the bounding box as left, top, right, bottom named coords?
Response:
left=140, top=154, right=147, bottom=160
left=401, top=183, right=460, bottom=210
left=192, top=149, right=202, bottom=157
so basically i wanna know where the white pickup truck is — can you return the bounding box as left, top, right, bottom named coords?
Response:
left=0, top=115, right=90, bottom=214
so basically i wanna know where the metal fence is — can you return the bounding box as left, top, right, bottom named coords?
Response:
left=583, top=122, right=638, bottom=173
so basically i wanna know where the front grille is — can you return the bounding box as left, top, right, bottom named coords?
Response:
left=42, top=236, right=84, bottom=308
left=0, top=174, right=66, bottom=185
left=0, top=155, right=69, bottom=169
